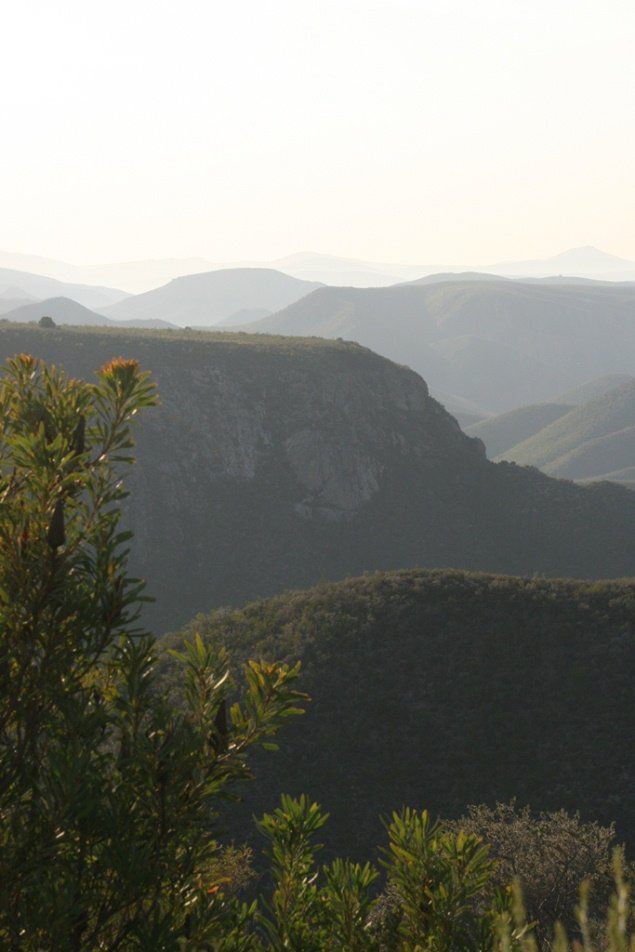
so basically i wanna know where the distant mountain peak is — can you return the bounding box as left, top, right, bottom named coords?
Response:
left=490, top=245, right=635, bottom=277
left=549, top=245, right=633, bottom=265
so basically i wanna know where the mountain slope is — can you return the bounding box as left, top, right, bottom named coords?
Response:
left=2, top=297, right=176, bottom=329
left=102, top=268, right=322, bottom=326
left=430, top=389, right=490, bottom=428
left=0, top=290, right=35, bottom=315
left=543, top=425, right=635, bottom=481
left=236, top=280, right=635, bottom=412
left=4, top=324, right=635, bottom=634
left=552, top=373, right=635, bottom=405
left=0, top=267, right=127, bottom=309
left=489, top=245, right=635, bottom=281
left=3, top=297, right=113, bottom=326
left=0, top=251, right=216, bottom=294
left=466, top=403, right=574, bottom=458
left=499, top=381, right=635, bottom=480
left=162, top=569, right=635, bottom=857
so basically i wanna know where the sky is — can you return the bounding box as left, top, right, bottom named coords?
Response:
left=1, top=0, right=634, bottom=266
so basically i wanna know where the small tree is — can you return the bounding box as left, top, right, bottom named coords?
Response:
left=448, top=802, right=622, bottom=947
left=37, top=314, right=56, bottom=328
left=0, top=354, right=305, bottom=948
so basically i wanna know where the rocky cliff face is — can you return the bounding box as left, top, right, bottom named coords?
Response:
left=1, top=324, right=634, bottom=630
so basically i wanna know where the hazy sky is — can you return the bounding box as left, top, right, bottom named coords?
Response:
left=1, top=0, right=634, bottom=265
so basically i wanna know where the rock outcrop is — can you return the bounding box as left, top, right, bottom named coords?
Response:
left=1, top=324, right=635, bottom=629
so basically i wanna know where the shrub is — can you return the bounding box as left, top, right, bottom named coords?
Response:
left=448, top=802, right=621, bottom=946
left=0, top=354, right=305, bottom=948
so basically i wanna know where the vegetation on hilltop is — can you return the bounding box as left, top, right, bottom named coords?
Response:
left=162, top=569, right=635, bottom=859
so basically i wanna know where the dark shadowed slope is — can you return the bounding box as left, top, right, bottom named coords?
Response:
left=162, top=569, right=635, bottom=858
left=3, top=324, right=635, bottom=632
left=102, top=268, right=322, bottom=325
left=236, top=280, right=635, bottom=412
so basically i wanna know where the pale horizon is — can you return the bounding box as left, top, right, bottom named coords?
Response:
left=1, top=0, right=634, bottom=265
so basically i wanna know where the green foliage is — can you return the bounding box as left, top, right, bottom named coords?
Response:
left=0, top=354, right=305, bottom=948
left=379, top=808, right=497, bottom=950
left=251, top=799, right=633, bottom=952
left=0, top=351, right=633, bottom=950
left=255, top=797, right=511, bottom=952
left=38, top=314, right=56, bottom=328
left=162, top=570, right=635, bottom=859
left=256, top=794, right=378, bottom=950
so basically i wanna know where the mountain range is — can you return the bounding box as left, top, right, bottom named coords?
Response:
left=5, top=260, right=635, bottom=421
left=3, top=323, right=635, bottom=634
left=100, top=268, right=322, bottom=326
left=0, top=266, right=127, bottom=309
left=2, top=245, right=634, bottom=293
left=0, top=296, right=176, bottom=330
left=232, top=279, right=635, bottom=412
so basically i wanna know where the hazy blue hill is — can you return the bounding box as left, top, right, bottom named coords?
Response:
left=237, top=280, right=635, bottom=412
left=162, top=569, right=635, bottom=857
left=219, top=306, right=272, bottom=326
left=0, top=251, right=217, bottom=294
left=3, top=323, right=635, bottom=632
left=499, top=381, right=635, bottom=480
left=2, top=296, right=177, bottom=329
left=553, top=373, right=635, bottom=405
left=102, top=268, right=322, bottom=326
left=583, top=465, right=635, bottom=486
left=488, top=245, right=635, bottom=281
left=0, top=286, right=35, bottom=301
left=428, top=334, right=564, bottom=411
left=0, top=291, right=35, bottom=315
left=430, top=389, right=490, bottom=428
left=0, top=266, right=127, bottom=309
left=466, top=403, right=574, bottom=457
left=405, top=271, right=512, bottom=286
left=2, top=296, right=113, bottom=326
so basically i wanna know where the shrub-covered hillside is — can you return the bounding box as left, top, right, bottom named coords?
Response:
left=4, top=324, right=635, bottom=629
left=163, top=569, right=635, bottom=859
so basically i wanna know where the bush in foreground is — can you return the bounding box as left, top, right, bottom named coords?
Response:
left=0, top=355, right=304, bottom=947
left=0, top=354, right=632, bottom=950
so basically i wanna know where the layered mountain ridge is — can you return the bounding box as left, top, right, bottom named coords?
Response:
left=234, top=280, right=635, bottom=412
left=2, top=324, right=635, bottom=630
